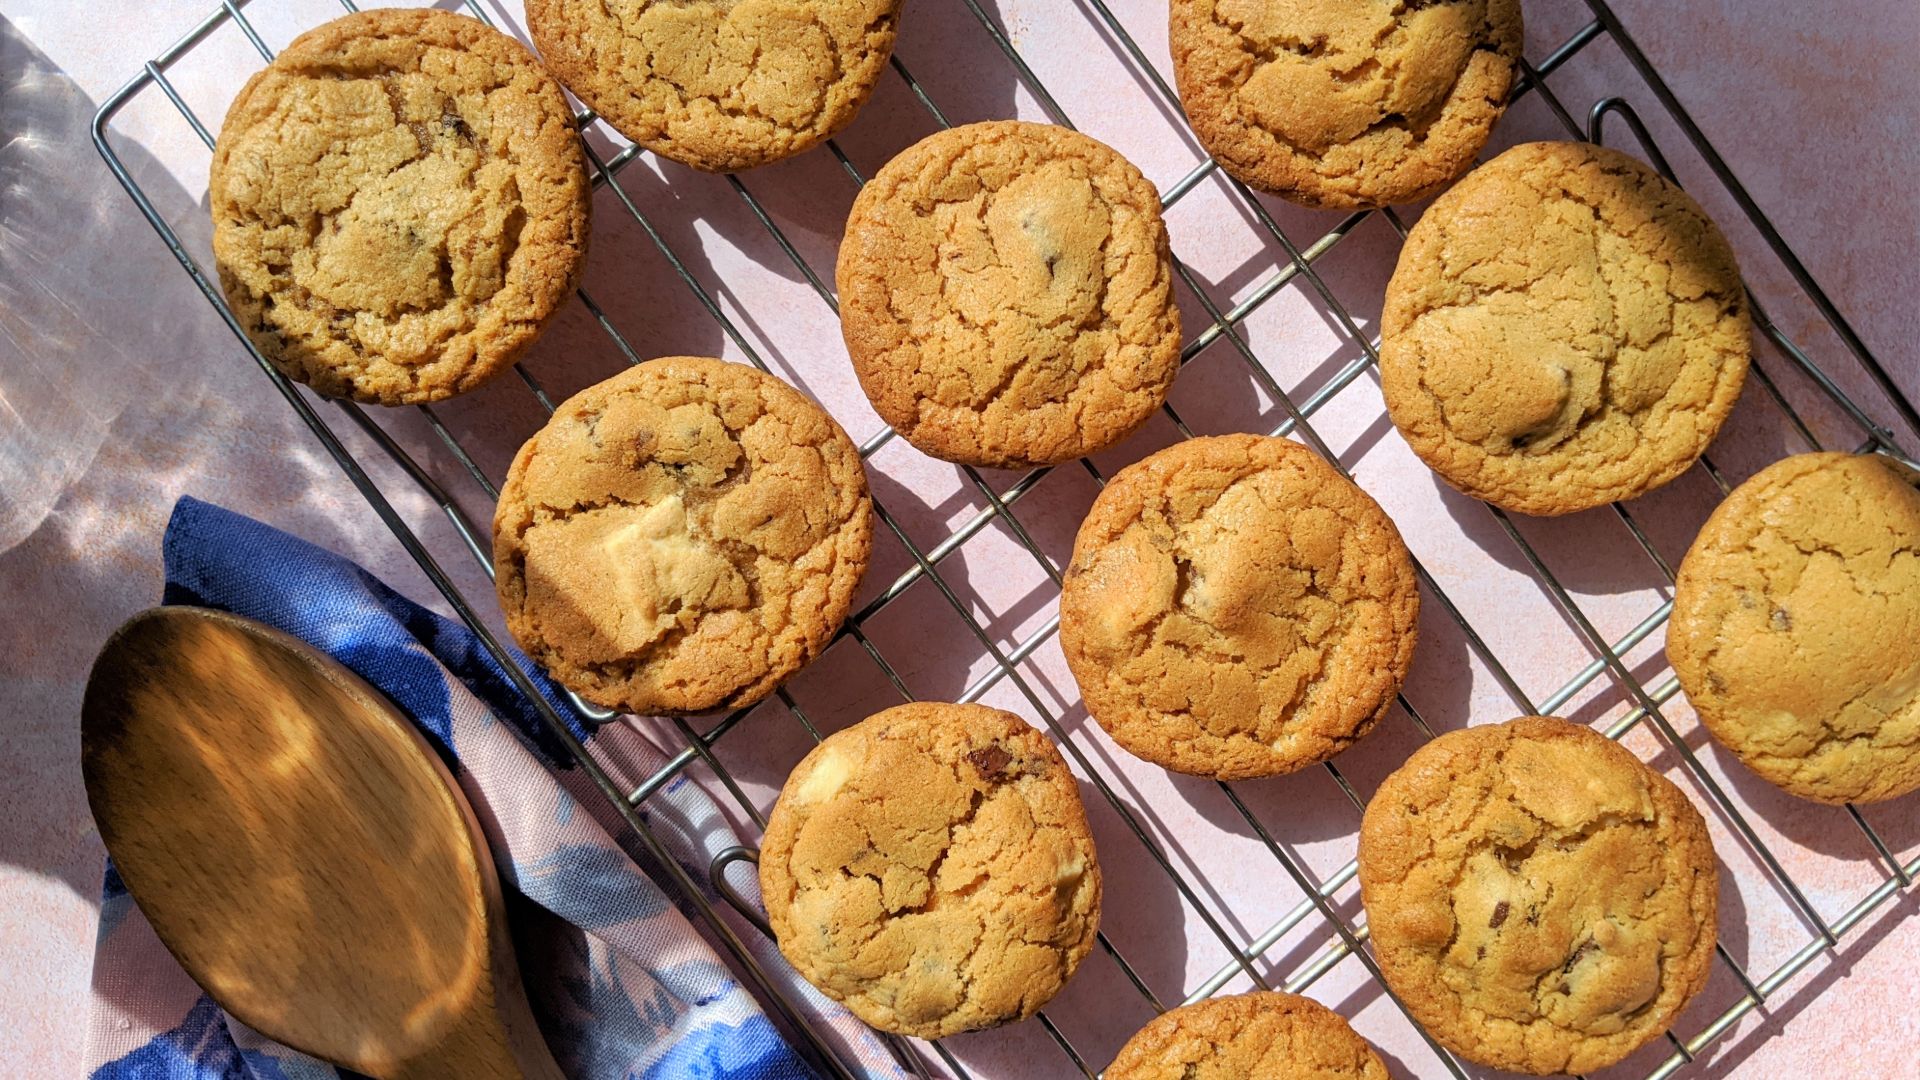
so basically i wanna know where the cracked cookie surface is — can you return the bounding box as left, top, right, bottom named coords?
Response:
left=526, top=0, right=902, bottom=172
left=1358, top=716, right=1718, bottom=1075
left=1169, top=0, right=1522, bottom=210
left=1379, top=141, right=1751, bottom=516
left=1669, top=452, right=1920, bottom=804
left=1106, top=991, right=1389, bottom=1080
left=759, top=702, right=1102, bottom=1038
left=210, top=8, right=589, bottom=405
left=492, top=356, right=872, bottom=715
left=837, top=120, right=1181, bottom=468
left=1059, top=435, right=1418, bottom=780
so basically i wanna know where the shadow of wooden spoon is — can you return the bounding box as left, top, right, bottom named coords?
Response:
left=82, top=606, right=564, bottom=1080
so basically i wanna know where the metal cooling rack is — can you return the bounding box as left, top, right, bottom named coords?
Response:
left=94, top=1, right=1920, bottom=1076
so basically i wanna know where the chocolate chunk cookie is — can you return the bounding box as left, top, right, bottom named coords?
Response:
left=837, top=120, right=1182, bottom=468
left=1670, top=452, right=1920, bottom=804
left=1105, top=992, right=1390, bottom=1080
left=1379, top=141, right=1752, bottom=516
left=492, top=357, right=872, bottom=715
left=1059, top=435, right=1419, bottom=780
left=1358, top=716, right=1719, bottom=1075
left=526, top=0, right=903, bottom=172
left=759, top=702, right=1102, bottom=1038
left=1170, top=0, right=1523, bottom=210
left=210, top=8, right=590, bottom=405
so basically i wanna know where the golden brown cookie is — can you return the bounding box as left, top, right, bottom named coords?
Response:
left=1059, top=435, right=1418, bottom=780
left=1169, top=0, right=1523, bottom=210
left=837, top=120, right=1182, bottom=468
left=1379, top=141, right=1751, bottom=516
left=1105, top=992, right=1390, bottom=1080
left=492, top=357, right=872, bottom=715
left=1358, top=716, right=1719, bottom=1075
left=1669, top=452, right=1920, bottom=804
left=210, top=8, right=589, bottom=405
left=526, top=0, right=903, bottom=172
left=758, top=702, right=1102, bottom=1038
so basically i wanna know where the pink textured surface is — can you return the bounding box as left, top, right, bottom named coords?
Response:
left=3, top=0, right=1917, bottom=1076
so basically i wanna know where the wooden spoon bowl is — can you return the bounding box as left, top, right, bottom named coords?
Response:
left=82, top=607, right=562, bottom=1080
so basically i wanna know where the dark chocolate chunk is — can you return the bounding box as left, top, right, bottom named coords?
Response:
left=967, top=745, right=1012, bottom=779
left=1562, top=938, right=1598, bottom=975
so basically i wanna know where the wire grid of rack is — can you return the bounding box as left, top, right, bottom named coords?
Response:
left=93, top=0, right=1920, bottom=1076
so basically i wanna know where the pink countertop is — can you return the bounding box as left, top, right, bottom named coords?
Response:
left=4, top=0, right=1917, bottom=1076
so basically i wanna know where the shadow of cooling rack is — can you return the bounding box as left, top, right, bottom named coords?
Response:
left=93, top=0, right=1920, bottom=1077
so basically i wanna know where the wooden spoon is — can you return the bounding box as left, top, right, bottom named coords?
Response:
left=82, top=606, right=564, bottom=1080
